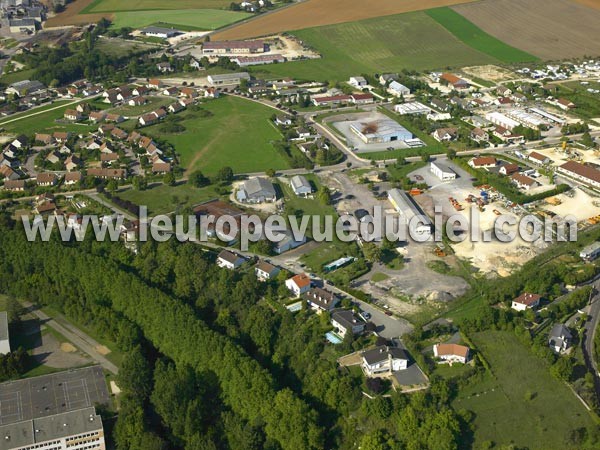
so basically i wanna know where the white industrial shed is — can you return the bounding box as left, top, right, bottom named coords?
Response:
left=290, top=175, right=313, bottom=196
left=349, top=119, right=412, bottom=144
left=430, top=161, right=457, bottom=181
left=388, top=188, right=432, bottom=237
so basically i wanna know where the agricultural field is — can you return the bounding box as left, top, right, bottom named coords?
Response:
left=143, top=95, right=290, bottom=175
left=453, top=331, right=596, bottom=449
left=551, top=81, right=600, bottom=121
left=254, top=12, right=500, bottom=81
left=452, top=0, right=600, bottom=60
left=213, top=0, right=477, bottom=40
left=109, top=9, right=250, bottom=31
left=82, top=0, right=233, bottom=12
left=425, top=7, right=537, bottom=63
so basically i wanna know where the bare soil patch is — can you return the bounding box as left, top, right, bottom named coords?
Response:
left=95, top=345, right=111, bottom=355
left=452, top=0, right=600, bottom=60
left=213, top=0, right=476, bottom=40
left=60, top=342, right=77, bottom=353
left=45, top=0, right=113, bottom=27
left=461, top=65, right=516, bottom=83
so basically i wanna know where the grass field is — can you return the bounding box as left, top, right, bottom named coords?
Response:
left=453, top=330, right=597, bottom=449
left=109, top=9, right=250, bottom=31
left=83, top=0, right=233, bottom=13
left=143, top=96, right=290, bottom=175
left=117, top=183, right=222, bottom=215
left=254, top=11, right=500, bottom=81
left=425, top=7, right=537, bottom=63
left=0, top=101, right=96, bottom=136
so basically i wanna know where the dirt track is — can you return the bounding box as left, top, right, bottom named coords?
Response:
left=212, top=0, right=476, bottom=40
left=452, top=0, right=600, bottom=60
left=44, top=0, right=112, bottom=27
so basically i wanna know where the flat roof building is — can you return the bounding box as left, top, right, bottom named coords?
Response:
left=207, top=72, right=251, bottom=86
left=394, top=102, right=431, bottom=115
left=388, top=188, right=432, bottom=237
left=430, top=161, right=456, bottom=181
left=580, top=242, right=600, bottom=261
left=0, top=311, right=9, bottom=355
left=141, top=26, right=180, bottom=38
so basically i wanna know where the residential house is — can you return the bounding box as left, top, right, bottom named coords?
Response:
left=470, top=127, right=489, bottom=143
left=216, top=250, right=246, bottom=270
left=132, top=86, right=149, bottom=96
left=168, top=102, right=185, bottom=114
left=331, top=309, right=365, bottom=338
left=53, top=132, right=70, bottom=143
left=440, top=73, right=470, bottom=90
left=3, top=179, right=25, bottom=191
left=348, top=76, right=368, bottom=88
left=64, top=171, right=82, bottom=185
left=511, top=292, right=541, bottom=311
left=45, top=151, right=60, bottom=164
left=87, top=168, right=126, bottom=179
left=236, top=177, right=277, bottom=203
left=362, top=345, right=409, bottom=376
left=511, top=173, right=537, bottom=190
left=180, top=87, right=199, bottom=98
left=65, top=155, right=81, bottom=172
left=290, top=175, right=313, bottom=196
left=468, top=156, right=497, bottom=169
left=433, top=343, right=470, bottom=364
left=105, top=113, right=124, bottom=123
left=285, top=274, right=312, bottom=297
left=128, top=96, right=146, bottom=107
left=101, top=152, right=119, bottom=165
left=432, top=127, right=458, bottom=142
left=112, top=128, right=129, bottom=141
left=139, top=113, right=158, bottom=127
left=35, top=133, right=54, bottom=145
left=148, top=79, right=163, bottom=89
left=152, top=162, right=171, bottom=174
left=496, top=86, right=512, bottom=97
left=379, top=73, right=399, bottom=85
left=157, top=62, right=173, bottom=73
left=36, top=172, right=58, bottom=186
left=312, top=95, right=351, bottom=107
left=255, top=261, right=280, bottom=281
left=163, top=87, right=179, bottom=96
left=304, top=287, right=340, bottom=313
left=556, top=98, right=575, bottom=110
left=431, top=98, right=449, bottom=112
left=548, top=323, right=573, bottom=353
left=0, top=165, right=19, bottom=181
left=100, top=141, right=115, bottom=153
left=275, top=115, right=292, bottom=126
left=11, top=136, right=27, bottom=149
left=89, top=111, right=106, bottom=123
left=499, top=163, right=519, bottom=176
left=204, top=87, right=219, bottom=98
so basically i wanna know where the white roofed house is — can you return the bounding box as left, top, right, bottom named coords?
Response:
left=331, top=309, right=365, bottom=338
left=0, top=311, right=10, bottom=355
left=217, top=250, right=246, bottom=270
left=290, top=175, right=313, bottom=196
left=303, top=287, right=340, bottom=313
left=362, top=345, right=409, bottom=376
left=255, top=261, right=280, bottom=281
left=236, top=177, right=277, bottom=204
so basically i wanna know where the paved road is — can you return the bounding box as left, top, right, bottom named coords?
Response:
left=582, top=281, right=600, bottom=401
left=21, top=301, right=119, bottom=375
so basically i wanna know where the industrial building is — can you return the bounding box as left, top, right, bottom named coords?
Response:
left=485, top=111, right=520, bottom=131
left=349, top=118, right=412, bottom=144
left=207, top=72, right=250, bottom=86
left=8, top=18, right=36, bottom=34
left=505, top=109, right=547, bottom=129
left=394, top=101, right=431, bottom=115
left=141, top=26, right=180, bottom=39
left=430, top=161, right=457, bottom=181
left=388, top=188, right=432, bottom=237
left=580, top=242, right=600, bottom=261
left=202, top=40, right=267, bottom=54
left=0, top=366, right=110, bottom=450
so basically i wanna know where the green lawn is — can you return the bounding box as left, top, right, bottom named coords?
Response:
left=278, top=173, right=331, bottom=217
left=0, top=101, right=96, bottom=135
left=453, top=331, right=597, bottom=449
left=110, top=9, right=250, bottom=31
left=83, top=0, right=232, bottom=12
left=116, top=183, right=222, bottom=215
left=253, top=11, right=501, bottom=82
left=0, top=68, right=36, bottom=85
left=108, top=96, right=171, bottom=117
left=143, top=96, right=291, bottom=175
left=425, top=7, right=538, bottom=63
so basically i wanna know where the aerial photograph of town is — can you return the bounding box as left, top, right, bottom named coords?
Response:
left=0, top=0, right=599, bottom=449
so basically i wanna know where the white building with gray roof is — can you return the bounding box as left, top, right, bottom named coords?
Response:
left=0, top=311, right=9, bottom=355
left=236, top=177, right=277, bottom=203
left=290, top=175, right=313, bottom=196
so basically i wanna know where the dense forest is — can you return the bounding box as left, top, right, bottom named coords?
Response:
left=0, top=212, right=467, bottom=449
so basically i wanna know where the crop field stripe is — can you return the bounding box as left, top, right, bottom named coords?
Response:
left=109, top=9, right=250, bottom=31
left=83, top=0, right=232, bottom=13
left=425, top=7, right=538, bottom=63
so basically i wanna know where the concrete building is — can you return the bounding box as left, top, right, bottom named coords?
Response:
left=580, top=242, right=600, bottom=262
left=349, top=119, right=412, bottom=144
left=0, top=311, right=9, bottom=355
left=394, top=101, right=430, bottom=115
left=388, top=188, right=432, bottom=237
left=207, top=72, right=251, bottom=86
left=430, top=161, right=456, bottom=181
left=485, top=111, right=520, bottom=131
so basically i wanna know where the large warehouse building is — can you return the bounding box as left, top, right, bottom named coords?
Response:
left=388, top=188, right=432, bottom=237
left=349, top=118, right=412, bottom=144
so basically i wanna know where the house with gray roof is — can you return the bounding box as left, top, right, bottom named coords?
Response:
left=236, top=177, right=277, bottom=204
left=331, top=309, right=365, bottom=338
left=290, top=175, right=313, bottom=196
left=548, top=323, right=572, bottom=353
left=361, top=345, right=409, bottom=376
